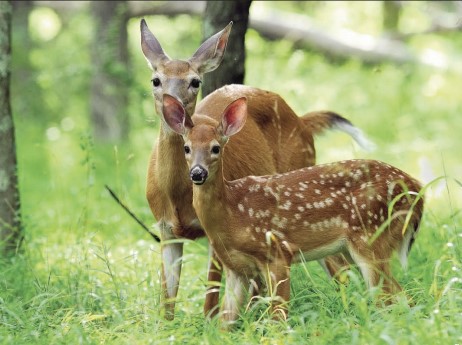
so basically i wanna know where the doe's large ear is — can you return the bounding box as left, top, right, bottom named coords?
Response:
left=189, top=21, right=233, bottom=74
left=162, top=94, right=194, bottom=135
left=219, top=97, right=247, bottom=138
left=140, top=19, right=170, bottom=70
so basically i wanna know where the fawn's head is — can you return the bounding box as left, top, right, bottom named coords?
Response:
left=140, top=19, right=232, bottom=120
left=162, top=94, right=247, bottom=185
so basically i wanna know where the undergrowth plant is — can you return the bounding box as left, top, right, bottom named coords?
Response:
left=1, top=4, right=462, bottom=345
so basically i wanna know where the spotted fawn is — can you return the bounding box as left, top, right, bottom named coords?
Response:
left=161, top=94, right=424, bottom=325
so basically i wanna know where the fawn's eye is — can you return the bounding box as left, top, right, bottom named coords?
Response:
left=152, top=78, right=161, bottom=87
left=190, top=78, right=201, bottom=88
left=211, top=145, right=220, bottom=154
left=184, top=145, right=191, bottom=154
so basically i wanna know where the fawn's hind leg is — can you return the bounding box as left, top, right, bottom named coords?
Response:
left=319, top=254, right=352, bottom=283
left=348, top=247, right=403, bottom=305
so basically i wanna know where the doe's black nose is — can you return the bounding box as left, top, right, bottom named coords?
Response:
left=190, top=165, right=208, bottom=185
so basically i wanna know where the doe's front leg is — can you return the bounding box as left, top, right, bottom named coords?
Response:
left=160, top=222, right=184, bottom=320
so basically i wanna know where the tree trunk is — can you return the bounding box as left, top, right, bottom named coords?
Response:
left=0, top=1, right=22, bottom=255
left=382, top=1, right=401, bottom=35
left=90, top=1, right=130, bottom=143
left=201, top=0, right=252, bottom=98
left=12, top=1, right=32, bottom=51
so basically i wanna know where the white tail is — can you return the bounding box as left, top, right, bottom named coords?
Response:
left=162, top=95, right=424, bottom=326
left=141, top=19, right=375, bottom=320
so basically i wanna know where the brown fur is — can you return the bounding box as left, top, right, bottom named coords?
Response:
left=141, top=19, right=369, bottom=320
left=301, top=110, right=351, bottom=136
left=176, top=102, right=424, bottom=326
left=147, top=85, right=323, bottom=318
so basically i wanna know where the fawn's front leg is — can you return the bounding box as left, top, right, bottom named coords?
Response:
left=221, top=269, right=247, bottom=328
left=204, top=244, right=223, bottom=319
left=160, top=222, right=184, bottom=320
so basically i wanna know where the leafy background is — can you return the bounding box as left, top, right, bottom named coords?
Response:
left=1, top=1, right=461, bottom=344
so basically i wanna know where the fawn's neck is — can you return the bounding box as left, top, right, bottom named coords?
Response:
left=192, top=161, right=230, bottom=236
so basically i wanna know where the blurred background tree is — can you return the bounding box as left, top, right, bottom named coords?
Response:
left=0, top=0, right=22, bottom=255
left=90, top=1, right=130, bottom=143
left=201, top=0, right=252, bottom=97
left=7, top=0, right=462, bottom=251
left=1, top=2, right=461, bottom=341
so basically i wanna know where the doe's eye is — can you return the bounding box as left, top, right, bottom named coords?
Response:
left=184, top=145, right=191, bottom=154
left=211, top=145, right=220, bottom=154
left=152, top=78, right=161, bottom=87
left=190, top=78, right=201, bottom=88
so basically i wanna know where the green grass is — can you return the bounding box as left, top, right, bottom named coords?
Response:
left=2, top=6, right=462, bottom=345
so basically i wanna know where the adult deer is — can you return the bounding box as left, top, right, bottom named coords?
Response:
left=162, top=94, right=424, bottom=326
left=140, top=19, right=374, bottom=319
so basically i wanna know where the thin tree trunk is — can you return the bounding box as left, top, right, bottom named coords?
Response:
left=0, top=1, right=22, bottom=255
left=382, top=1, right=401, bottom=35
left=201, top=0, right=252, bottom=98
left=90, top=1, right=130, bottom=143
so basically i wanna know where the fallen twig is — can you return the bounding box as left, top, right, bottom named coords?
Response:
left=104, top=185, right=161, bottom=243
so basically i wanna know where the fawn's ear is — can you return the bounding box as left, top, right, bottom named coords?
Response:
left=219, top=97, right=247, bottom=138
left=162, top=94, right=194, bottom=135
left=189, top=21, right=233, bottom=74
left=140, top=19, right=170, bottom=70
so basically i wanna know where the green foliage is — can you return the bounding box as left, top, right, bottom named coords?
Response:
left=2, top=2, right=462, bottom=344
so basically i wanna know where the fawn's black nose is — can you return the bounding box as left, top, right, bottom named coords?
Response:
left=190, top=165, right=208, bottom=185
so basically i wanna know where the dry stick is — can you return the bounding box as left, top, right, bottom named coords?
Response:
left=104, top=185, right=161, bottom=243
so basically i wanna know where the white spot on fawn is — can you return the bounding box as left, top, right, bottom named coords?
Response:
left=279, top=200, right=292, bottom=210
left=295, top=192, right=304, bottom=199
left=271, top=215, right=288, bottom=229
left=264, top=186, right=280, bottom=201
left=238, top=204, right=245, bottom=212
left=249, top=184, right=261, bottom=192
left=325, top=197, right=334, bottom=206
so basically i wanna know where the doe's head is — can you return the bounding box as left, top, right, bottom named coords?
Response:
left=162, top=94, right=247, bottom=185
left=140, top=19, right=233, bottom=119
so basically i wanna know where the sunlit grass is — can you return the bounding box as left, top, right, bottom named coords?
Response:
left=2, top=3, right=462, bottom=344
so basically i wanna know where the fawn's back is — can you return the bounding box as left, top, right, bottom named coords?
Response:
left=219, top=159, right=423, bottom=264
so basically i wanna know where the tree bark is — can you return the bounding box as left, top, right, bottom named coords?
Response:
left=382, top=1, right=401, bottom=35
left=0, top=1, right=22, bottom=255
left=90, top=1, right=130, bottom=143
left=201, top=0, right=252, bottom=98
